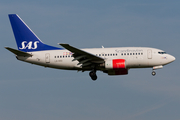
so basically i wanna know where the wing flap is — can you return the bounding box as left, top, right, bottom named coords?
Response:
left=77, top=59, right=91, bottom=65
left=72, top=55, right=86, bottom=61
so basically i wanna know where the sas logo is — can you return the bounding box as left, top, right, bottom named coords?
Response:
left=19, top=41, right=39, bottom=49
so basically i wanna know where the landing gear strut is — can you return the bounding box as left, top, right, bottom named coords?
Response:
left=152, top=71, right=156, bottom=76
left=89, top=70, right=97, bottom=81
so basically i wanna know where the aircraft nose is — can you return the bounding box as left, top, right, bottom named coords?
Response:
left=169, top=55, right=176, bottom=63
left=172, top=56, right=176, bottom=61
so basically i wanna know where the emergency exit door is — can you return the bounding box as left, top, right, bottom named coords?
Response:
left=147, top=49, right=152, bottom=59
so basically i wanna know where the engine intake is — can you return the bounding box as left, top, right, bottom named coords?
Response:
left=105, top=59, right=126, bottom=69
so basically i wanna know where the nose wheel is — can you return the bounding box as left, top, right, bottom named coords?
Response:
left=152, top=71, right=156, bottom=76
left=89, top=70, right=97, bottom=81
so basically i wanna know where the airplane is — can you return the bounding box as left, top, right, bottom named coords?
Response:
left=5, top=14, right=175, bottom=81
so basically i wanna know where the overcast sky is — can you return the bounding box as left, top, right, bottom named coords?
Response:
left=0, top=0, right=180, bottom=120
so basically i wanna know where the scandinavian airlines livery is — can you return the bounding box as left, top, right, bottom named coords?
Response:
left=6, top=14, right=175, bottom=80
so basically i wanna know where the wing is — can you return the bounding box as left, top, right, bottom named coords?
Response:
left=5, top=47, right=32, bottom=57
left=59, top=44, right=104, bottom=67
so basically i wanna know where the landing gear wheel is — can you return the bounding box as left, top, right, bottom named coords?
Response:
left=89, top=71, right=97, bottom=81
left=152, top=71, right=156, bottom=76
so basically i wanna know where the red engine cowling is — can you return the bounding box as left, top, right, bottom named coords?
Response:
left=104, top=59, right=128, bottom=75
left=105, top=59, right=126, bottom=69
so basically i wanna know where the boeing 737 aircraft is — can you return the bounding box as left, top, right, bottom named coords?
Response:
left=5, top=14, right=175, bottom=80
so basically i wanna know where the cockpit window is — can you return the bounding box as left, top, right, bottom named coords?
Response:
left=158, top=52, right=166, bottom=54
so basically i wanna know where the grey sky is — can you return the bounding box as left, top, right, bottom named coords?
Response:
left=0, top=0, right=179, bottom=120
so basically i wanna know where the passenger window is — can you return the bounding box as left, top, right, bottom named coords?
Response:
left=141, top=53, right=143, bottom=55
left=121, top=53, right=123, bottom=56
left=133, top=53, right=135, bottom=55
left=55, top=56, right=56, bottom=58
left=99, top=54, right=101, bottom=56
left=124, top=53, right=126, bottom=55
left=127, top=53, right=129, bottom=55
left=130, top=53, right=132, bottom=55
left=138, top=53, right=140, bottom=55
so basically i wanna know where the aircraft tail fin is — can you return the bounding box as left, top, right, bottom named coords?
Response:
left=8, top=14, right=62, bottom=52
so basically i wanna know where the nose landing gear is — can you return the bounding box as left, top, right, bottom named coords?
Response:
left=152, top=71, right=156, bottom=76
left=89, top=70, right=97, bottom=81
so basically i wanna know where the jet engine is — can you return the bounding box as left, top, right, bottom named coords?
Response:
left=103, top=59, right=128, bottom=75
left=105, top=59, right=126, bottom=69
left=107, top=69, right=128, bottom=75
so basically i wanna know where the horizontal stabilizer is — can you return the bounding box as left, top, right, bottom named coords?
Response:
left=5, top=47, right=32, bottom=57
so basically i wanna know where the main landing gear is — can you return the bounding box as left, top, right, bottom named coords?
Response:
left=152, top=71, right=156, bottom=76
left=89, top=70, right=97, bottom=81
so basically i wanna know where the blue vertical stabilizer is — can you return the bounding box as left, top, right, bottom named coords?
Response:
left=9, top=14, right=62, bottom=52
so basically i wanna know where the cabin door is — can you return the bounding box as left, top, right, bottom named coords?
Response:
left=45, top=53, right=50, bottom=63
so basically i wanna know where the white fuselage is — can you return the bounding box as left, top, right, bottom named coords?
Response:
left=7, top=14, right=176, bottom=80
left=17, top=47, right=175, bottom=71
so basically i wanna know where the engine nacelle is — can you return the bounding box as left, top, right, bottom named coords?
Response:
left=104, top=59, right=128, bottom=75
left=105, top=59, right=126, bottom=69
left=107, top=69, right=128, bottom=75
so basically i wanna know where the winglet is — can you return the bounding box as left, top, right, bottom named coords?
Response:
left=5, top=47, right=33, bottom=57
